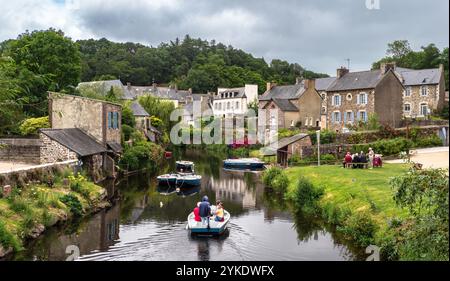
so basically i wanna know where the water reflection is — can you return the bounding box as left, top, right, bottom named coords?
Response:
left=8, top=148, right=365, bottom=261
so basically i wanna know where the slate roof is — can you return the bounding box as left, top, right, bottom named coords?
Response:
left=271, top=99, right=298, bottom=111
left=130, top=101, right=149, bottom=117
left=259, top=84, right=305, bottom=101
left=215, top=87, right=246, bottom=100
left=129, top=86, right=190, bottom=101
left=396, top=67, right=442, bottom=86
left=327, top=70, right=384, bottom=91
left=107, top=142, right=123, bottom=153
left=315, top=77, right=337, bottom=91
left=77, top=80, right=134, bottom=100
left=261, top=133, right=309, bottom=156
left=40, top=128, right=107, bottom=157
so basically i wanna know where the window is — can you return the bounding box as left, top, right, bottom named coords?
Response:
left=358, top=111, right=367, bottom=122
left=346, top=111, right=353, bottom=123
left=332, top=94, right=341, bottom=106
left=405, top=87, right=411, bottom=97
left=332, top=111, right=341, bottom=123
left=108, top=112, right=112, bottom=129
left=236, top=101, right=239, bottom=110
left=227, top=102, right=230, bottom=110
left=358, top=92, right=368, bottom=105
left=404, top=103, right=411, bottom=112
left=421, top=86, right=428, bottom=96
left=346, top=93, right=352, bottom=101
left=420, top=103, right=429, bottom=116
left=321, top=106, right=327, bottom=114
left=290, top=120, right=295, bottom=127
left=218, top=103, right=222, bottom=110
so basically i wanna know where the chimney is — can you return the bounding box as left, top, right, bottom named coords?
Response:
left=380, top=62, right=396, bottom=75
left=266, top=82, right=276, bottom=92
left=304, top=79, right=315, bottom=89
left=126, top=82, right=131, bottom=90
left=336, top=67, right=349, bottom=78
left=295, top=77, right=303, bottom=85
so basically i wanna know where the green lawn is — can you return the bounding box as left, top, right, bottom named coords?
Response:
left=285, top=163, right=410, bottom=227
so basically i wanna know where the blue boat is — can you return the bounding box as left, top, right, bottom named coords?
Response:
left=223, top=158, right=265, bottom=170
left=187, top=209, right=230, bottom=235
left=157, top=173, right=202, bottom=187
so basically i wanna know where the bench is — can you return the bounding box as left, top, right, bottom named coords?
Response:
left=345, top=162, right=369, bottom=169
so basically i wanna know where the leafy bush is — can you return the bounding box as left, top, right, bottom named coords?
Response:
left=119, top=142, right=164, bottom=172
left=229, top=147, right=249, bottom=158
left=291, top=177, right=324, bottom=215
left=262, top=167, right=283, bottom=187
left=278, top=128, right=300, bottom=138
left=271, top=173, right=289, bottom=194
left=412, top=134, right=442, bottom=148
left=121, top=124, right=134, bottom=142
left=59, top=193, right=83, bottom=217
left=121, top=105, right=136, bottom=127
left=338, top=211, right=378, bottom=247
left=352, top=137, right=412, bottom=156
left=150, top=116, right=164, bottom=128
left=19, top=116, right=50, bottom=136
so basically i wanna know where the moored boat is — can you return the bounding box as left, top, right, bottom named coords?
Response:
left=187, top=209, right=230, bottom=235
left=176, top=160, right=196, bottom=175
left=157, top=173, right=202, bottom=187
left=223, top=158, right=265, bottom=170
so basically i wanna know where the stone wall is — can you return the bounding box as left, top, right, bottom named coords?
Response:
left=104, top=103, right=122, bottom=144
left=403, top=84, right=440, bottom=117
left=326, top=89, right=376, bottom=132
left=40, top=133, right=78, bottom=164
left=0, top=138, right=42, bottom=164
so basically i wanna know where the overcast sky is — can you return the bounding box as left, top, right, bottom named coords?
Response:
left=1, top=0, right=448, bottom=76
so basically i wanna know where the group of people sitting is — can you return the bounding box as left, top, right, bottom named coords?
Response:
left=342, top=147, right=382, bottom=169
left=193, top=196, right=225, bottom=224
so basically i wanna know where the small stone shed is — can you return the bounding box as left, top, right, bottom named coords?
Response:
left=262, top=133, right=312, bottom=166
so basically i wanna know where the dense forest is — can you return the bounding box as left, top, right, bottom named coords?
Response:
left=0, top=29, right=448, bottom=136
left=77, top=35, right=329, bottom=94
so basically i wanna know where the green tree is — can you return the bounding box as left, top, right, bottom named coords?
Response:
left=2, top=29, right=81, bottom=116
left=0, top=56, right=23, bottom=135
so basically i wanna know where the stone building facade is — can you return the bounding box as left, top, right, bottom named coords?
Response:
left=39, top=133, right=78, bottom=164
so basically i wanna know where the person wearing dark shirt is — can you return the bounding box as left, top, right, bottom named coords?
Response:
left=352, top=153, right=360, bottom=169
left=198, top=196, right=211, bottom=225
left=359, top=151, right=367, bottom=168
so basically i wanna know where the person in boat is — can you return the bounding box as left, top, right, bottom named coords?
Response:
left=198, top=196, right=211, bottom=225
left=193, top=202, right=201, bottom=222
left=215, top=202, right=225, bottom=222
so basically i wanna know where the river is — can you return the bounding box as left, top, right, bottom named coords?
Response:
left=9, top=149, right=364, bottom=261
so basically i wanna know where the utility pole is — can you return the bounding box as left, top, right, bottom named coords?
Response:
left=316, top=130, right=321, bottom=166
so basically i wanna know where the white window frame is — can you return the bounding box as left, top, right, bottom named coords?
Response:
left=359, top=110, right=367, bottom=122
left=346, top=111, right=353, bottom=123
left=419, top=103, right=429, bottom=116
left=421, top=86, right=428, bottom=96
left=358, top=92, right=368, bottom=105
left=405, top=86, right=411, bottom=97
left=332, top=94, right=341, bottom=107
left=404, top=103, right=411, bottom=113
left=333, top=111, right=341, bottom=123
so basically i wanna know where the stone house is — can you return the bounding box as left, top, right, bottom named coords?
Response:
left=213, top=84, right=258, bottom=117
left=395, top=64, right=446, bottom=118
left=129, top=101, right=162, bottom=142
left=259, top=79, right=322, bottom=129
left=48, top=92, right=123, bottom=155
left=322, top=65, right=404, bottom=132
left=39, top=128, right=108, bottom=182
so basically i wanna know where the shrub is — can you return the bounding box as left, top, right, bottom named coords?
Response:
left=121, top=105, right=136, bottom=127
left=119, top=142, right=164, bottom=172
left=121, top=124, right=134, bottom=142
left=352, top=137, right=412, bottom=156
left=291, top=177, right=324, bottom=215
left=338, top=211, right=378, bottom=247
left=412, top=134, right=442, bottom=148
left=59, top=194, right=83, bottom=217
left=19, top=116, right=50, bottom=136
left=262, top=167, right=283, bottom=187
left=271, top=173, right=289, bottom=194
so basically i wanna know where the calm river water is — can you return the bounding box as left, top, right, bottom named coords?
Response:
left=9, top=149, right=364, bottom=261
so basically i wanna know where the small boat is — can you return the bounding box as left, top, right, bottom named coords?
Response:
left=176, top=160, right=196, bottom=175
left=157, top=173, right=202, bottom=187
left=223, top=158, right=265, bottom=170
left=187, top=209, right=230, bottom=235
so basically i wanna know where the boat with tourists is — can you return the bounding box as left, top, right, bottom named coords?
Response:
left=187, top=209, right=231, bottom=235
left=223, top=158, right=265, bottom=170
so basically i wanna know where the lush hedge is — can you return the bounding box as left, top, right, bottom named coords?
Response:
left=352, top=137, right=412, bottom=156
left=119, top=142, right=164, bottom=172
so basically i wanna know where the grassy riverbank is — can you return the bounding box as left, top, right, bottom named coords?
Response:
left=279, top=163, right=449, bottom=260
left=0, top=173, right=109, bottom=257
